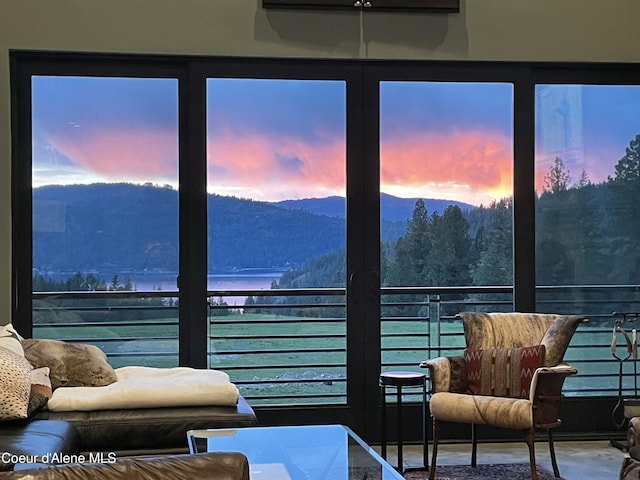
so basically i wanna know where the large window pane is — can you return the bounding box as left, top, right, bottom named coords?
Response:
left=379, top=81, right=514, bottom=371
left=31, top=76, right=179, bottom=367
left=205, top=79, right=347, bottom=405
left=535, top=85, right=640, bottom=397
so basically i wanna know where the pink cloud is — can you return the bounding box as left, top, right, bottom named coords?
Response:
left=207, top=129, right=346, bottom=199
left=47, top=126, right=178, bottom=182
left=44, top=124, right=514, bottom=206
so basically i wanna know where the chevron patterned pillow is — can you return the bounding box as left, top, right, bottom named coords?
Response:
left=463, top=345, right=545, bottom=399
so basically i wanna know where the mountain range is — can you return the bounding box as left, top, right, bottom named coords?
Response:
left=276, top=193, right=472, bottom=221
left=32, top=183, right=472, bottom=276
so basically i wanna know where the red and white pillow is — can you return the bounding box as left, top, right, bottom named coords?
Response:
left=463, top=345, right=545, bottom=399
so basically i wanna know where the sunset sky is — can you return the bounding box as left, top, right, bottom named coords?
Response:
left=31, top=76, right=640, bottom=207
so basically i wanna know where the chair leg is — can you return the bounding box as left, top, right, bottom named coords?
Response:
left=547, top=428, right=560, bottom=478
left=429, top=418, right=440, bottom=480
left=471, top=423, right=477, bottom=467
left=525, top=428, right=539, bottom=480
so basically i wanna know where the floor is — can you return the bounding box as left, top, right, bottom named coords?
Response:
left=376, top=440, right=627, bottom=480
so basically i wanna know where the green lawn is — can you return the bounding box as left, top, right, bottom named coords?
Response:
left=33, top=315, right=632, bottom=404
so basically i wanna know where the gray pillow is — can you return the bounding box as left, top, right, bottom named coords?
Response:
left=23, top=338, right=117, bottom=390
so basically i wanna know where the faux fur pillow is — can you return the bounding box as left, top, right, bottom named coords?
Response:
left=464, top=345, right=545, bottom=399
left=0, top=346, right=32, bottom=420
left=22, top=339, right=117, bottom=390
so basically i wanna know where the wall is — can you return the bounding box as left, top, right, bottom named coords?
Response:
left=1, top=0, right=639, bottom=323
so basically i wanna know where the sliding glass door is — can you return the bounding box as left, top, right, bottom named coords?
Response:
left=378, top=79, right=514, bottom=369
left=204, top=77, right=349, bottom=406
left=29, top=73, right=181, bottom=366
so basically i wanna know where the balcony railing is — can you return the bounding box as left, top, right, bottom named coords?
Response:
left=31, top=285, right=640, bottom=406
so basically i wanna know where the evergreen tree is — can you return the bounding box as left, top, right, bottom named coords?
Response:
left=471, top=199, right=513, bottom=286
left=209, top=296, right=232, bottom=316
left=426, top=205, right=472, bottom=286
left=536, top=239, right=574, bottom=285
left=606, top=134, right=640, bottom=285
left=63, top=272, right=106, bottom=291
left=575, top=169, right=591, bottom=188
left=387, top=199, right=431, bottom=286
left=380, top=241, right=391, bottom=287
left=543, top=157, right=571, bottom=194
left=110, top=274, right=121, bottom=291
left=610, top=133, right=640, bottom=184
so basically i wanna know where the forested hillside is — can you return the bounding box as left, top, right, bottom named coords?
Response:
left=33, top=183, right=346, bottom=275
left=32, top=184, right=463, bottom=278
left=277, top=138, right=640, bottom=296
left=32, top=132, right=640, bottom=301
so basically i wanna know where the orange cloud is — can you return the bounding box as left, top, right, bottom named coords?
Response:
left=381, top=129, right=513, bottom=206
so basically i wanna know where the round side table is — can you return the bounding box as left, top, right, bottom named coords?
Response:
left=379, top=371, right=428, bottom=472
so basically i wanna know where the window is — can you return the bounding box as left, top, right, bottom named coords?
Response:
left=378, top=81, right=514, bottom=372
left=535, top=83, right=640, bottom=396
left=205, top=78, right=348, bottom=405
left=31, top=75, right=180, bottom=367
left=380, top=81, right=514, bottom=290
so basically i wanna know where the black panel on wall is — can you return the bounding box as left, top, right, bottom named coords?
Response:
left=263, top=0, right=459, bottom=13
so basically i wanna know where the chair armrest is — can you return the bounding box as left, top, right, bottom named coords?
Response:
left=419, top=355, right=467, bottom=393
left=529, top=364, right=578, bottom=428
left=529, top=364, right=578, bottom=398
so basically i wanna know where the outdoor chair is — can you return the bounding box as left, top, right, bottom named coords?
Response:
left=420, top=312, right=587, bottom=480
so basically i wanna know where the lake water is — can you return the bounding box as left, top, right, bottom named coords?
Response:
left=130, top=271, right=283, bottom=307
left=130, top=272, right=282, bottom=291
left=37, top=270, right=284, bottom=307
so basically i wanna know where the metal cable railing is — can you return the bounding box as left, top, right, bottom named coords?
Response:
left=31, top=284, right=640, bottom=405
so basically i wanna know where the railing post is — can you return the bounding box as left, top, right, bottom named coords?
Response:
left=428, top=295, right=441, bottom=357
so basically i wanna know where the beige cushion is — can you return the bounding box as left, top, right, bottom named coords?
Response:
left=0, top=346, right=32, bottom=420
left=23, top=338, right=117, bottom=390
left=430, top=391, right=532, bottom=430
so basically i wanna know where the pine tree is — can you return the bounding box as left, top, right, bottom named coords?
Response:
left=426, top=205, right=471, bottom=286
left=387, top=199, right=431, bottom=286
left=610, top=133, right=640, bottom=184
left=575, top=169, right=591, bottom=188
left=472, top=199, right=513, bottom=286
left=110, top=274, right=121, bottom=291
left=543, top=157, right=571, bottom=194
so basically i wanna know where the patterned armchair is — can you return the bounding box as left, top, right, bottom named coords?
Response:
left=420, top=312, right=587, bottom=480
